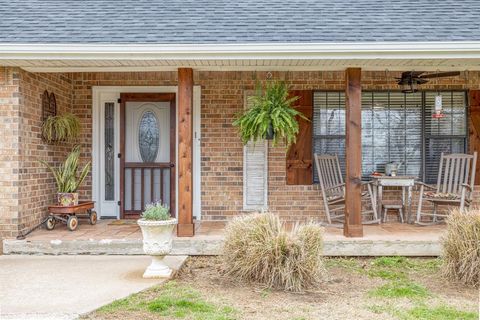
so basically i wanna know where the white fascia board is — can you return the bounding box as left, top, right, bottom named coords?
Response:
left=3, top=42, right=480, bottom=60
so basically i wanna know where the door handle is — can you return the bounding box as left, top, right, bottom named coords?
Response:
left=169, top=163, right=175, bottom=168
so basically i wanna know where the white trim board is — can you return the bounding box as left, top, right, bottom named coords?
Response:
left=92, top=86, right=202, bottom=219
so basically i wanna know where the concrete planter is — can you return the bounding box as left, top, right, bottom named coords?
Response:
left=137, top=218, right=177, bottom=278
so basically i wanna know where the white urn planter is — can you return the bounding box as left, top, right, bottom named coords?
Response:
left=137, top=218, right=177, bottom=278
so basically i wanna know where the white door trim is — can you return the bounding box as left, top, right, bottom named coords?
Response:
left=92, top=85, right=201, bottom=219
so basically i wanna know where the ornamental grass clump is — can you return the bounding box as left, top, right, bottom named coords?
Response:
left=222, top=212, right=325, bottom=292
left=441, top=208, right=480, bottom=287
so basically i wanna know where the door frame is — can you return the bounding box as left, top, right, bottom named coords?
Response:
left=119, top=92, right=176, bottom=219
left=92, top=86, right=202, bottom=220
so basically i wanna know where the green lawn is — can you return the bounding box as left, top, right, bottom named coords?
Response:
left=83, top=257, right=477, bottom=320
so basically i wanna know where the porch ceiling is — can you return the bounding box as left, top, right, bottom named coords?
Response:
left=4, top=57, right=480, bottom=73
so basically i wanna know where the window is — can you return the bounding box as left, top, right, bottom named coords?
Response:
left=313, top=91, right=468, bottom=184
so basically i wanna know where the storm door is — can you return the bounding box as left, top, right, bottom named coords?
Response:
left=119, top=93, right=176, bottom=219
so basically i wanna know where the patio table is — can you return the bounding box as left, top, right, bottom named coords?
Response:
left=370, top=176, right=418, bottom=223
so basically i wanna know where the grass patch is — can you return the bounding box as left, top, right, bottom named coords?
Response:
left=404, top=305, right=478, bottom=320
left=96, top=281, right=237, bottom=319
left=369, top=280, right=429, bottom=299
left=367, top=304, right=478, bottom=320
left=324, top=257, right=364, bottom=273
left=326, top=257, right=441, bottom=281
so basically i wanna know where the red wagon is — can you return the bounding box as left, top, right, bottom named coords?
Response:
left=46, top=201, right=97, bottom=231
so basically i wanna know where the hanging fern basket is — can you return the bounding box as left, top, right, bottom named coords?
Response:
left=265, top=121, right=275, bottom=140
left=233, top=81, right=307, bottom=148
left=41, top=113, right=81, bottom=144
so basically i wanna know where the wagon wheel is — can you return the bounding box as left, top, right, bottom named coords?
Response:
left=67, top=215, right=78, bottom=231
left=46, top=216, right=56, bottom=230
left=89, top=210, right=98, bottom=225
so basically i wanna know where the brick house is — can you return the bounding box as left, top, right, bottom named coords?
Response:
left=1, top=1, right=479, bottom=239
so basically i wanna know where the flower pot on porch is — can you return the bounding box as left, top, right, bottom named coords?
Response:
left=137, top=218, right=178, bottom=278
left=57, top=192, right=79, bottom=206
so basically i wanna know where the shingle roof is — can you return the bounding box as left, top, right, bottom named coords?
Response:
left=1, top=0, right=479, bottom=44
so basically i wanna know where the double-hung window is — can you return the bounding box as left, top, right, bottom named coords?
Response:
left=312, top=91, right=468, bottom=184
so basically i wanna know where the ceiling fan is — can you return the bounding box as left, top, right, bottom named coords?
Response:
left=396, top=71, right=461, bottom=93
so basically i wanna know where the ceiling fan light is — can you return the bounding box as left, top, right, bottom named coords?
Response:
left=401, top=81, right=418, bottom=93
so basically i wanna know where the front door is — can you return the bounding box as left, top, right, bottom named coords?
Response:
left=120, top=93, right=176, bottom=219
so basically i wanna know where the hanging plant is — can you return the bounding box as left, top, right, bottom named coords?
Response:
left=233, top=81, right=307, bottom=148
left=42, top=113, right=81, bottom=144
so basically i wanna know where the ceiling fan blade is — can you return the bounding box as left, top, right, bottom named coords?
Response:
left=419, top=71, right=461, bottom=79
left=400, top=71, right=425, bottom=78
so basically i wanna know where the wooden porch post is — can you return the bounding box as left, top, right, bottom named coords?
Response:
left=344, top=68, right=363, bottom=237
left=177, top=68, right=195, bottom=237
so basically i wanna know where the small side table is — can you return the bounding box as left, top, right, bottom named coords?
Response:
left=370, top=176, right=417, bottom=223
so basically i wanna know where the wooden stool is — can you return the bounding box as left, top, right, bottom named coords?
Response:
left=382, top=204, right=404, bottom=223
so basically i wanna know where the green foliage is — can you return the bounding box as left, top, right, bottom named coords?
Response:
left=141, top=201, right=171, bottom=221
left=404, top=305, right=478, bottom=320
left=96, top=281, right=237, bottom=320
left=442, top=208, right=480, bottom=287
left=42, top=113, right=81, bottom=143
left=39, top=145, right=91, bottom=193
left=369, top=280, right=429, bottom=299
left=223, top=212, right=325, bottom=292
left=232, top=81, right=307, bottom=148
left=368, top=304, right=478, bottom=320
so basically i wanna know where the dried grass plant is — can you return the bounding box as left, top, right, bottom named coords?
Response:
left=441, top=208, right=480, bottom=287
left=222, top=212, right=325, bottom=292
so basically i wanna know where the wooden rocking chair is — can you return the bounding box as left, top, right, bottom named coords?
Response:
left=416, top=152, right=477, bottom=225
left=314, top=154, right=380, bottom=226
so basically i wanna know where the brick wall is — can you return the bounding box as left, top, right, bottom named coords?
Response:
left=17, top=69, right=74, bottom=234
left=1, top=69, right=480, bottom=238
left=0, top=67, right=74, bottom=238
left=69, top=70, right=480, bottom=223
left=0, top=67, right=21, bottom=237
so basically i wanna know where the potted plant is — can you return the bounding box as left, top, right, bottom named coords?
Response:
left=42, top=113, right=81, bottom=144
left=40, top=145, right=91, bottom=206
left=233, top=81, right=307, bottom=148
left=137, top=201, right=178, bottom=278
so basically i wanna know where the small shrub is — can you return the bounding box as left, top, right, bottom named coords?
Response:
left=441, top=208, right=480, bottom=287
left=222, top=212, right=324, bottom=292
left=141, top=201, right=171, bottom=221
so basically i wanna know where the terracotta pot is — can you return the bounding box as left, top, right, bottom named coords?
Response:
left=137, top=218, right=178, bottom=278
left=57, top=192, right=79, bottom=206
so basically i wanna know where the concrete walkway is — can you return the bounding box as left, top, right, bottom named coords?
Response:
left=0, top=255, right=187, bottom=320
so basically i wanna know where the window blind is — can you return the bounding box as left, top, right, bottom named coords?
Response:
left=312, top=91, right=467, bottom=184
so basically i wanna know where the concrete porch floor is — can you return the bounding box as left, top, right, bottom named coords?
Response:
left=2, top=220, right=446, bottom=256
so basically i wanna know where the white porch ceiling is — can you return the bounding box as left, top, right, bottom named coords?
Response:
left=3, top=58, right=480, bottom=73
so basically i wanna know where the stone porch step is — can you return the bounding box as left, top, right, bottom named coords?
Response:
left=3, top=236, right=440, bottom=256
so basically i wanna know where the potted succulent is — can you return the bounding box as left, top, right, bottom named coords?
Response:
left=233, top=81, right=307, bottom=148
left=42, top=113, right=81, bottom=144
left=137, top=201, right=178, bottom=278
left=40, top=145, right=91, bottom=206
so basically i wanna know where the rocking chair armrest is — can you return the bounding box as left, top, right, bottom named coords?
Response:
left=461, top=183, right=473, bottom=192
left=323, top=183, right=345, bottom=191
left=415, top=181, right=436, bottom=190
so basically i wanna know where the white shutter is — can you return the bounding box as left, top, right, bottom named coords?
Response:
left=243, top=91, right=268, bottom=210
left=243, top=140, right=268, bottom=210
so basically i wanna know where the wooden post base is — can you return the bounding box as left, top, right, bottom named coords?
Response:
left=177, top=223, right=195, bottom=237
left=343, top=223, right=363, bottom=238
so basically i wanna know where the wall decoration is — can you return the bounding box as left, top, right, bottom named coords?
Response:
left=42, top=90, right=57, bottom=121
